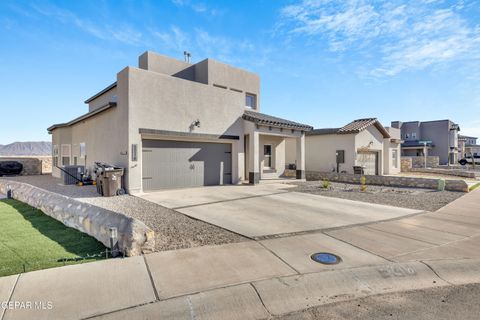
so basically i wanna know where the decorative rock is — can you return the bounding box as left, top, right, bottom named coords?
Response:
left=306, top=171, right=468, bottom=193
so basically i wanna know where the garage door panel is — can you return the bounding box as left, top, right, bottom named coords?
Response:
left=358, top=152, right=378, bottom=175
left=142, top=140, right=232, bottom=190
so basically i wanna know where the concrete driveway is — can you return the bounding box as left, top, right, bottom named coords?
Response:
left=140, top=184, right=422, bottom=238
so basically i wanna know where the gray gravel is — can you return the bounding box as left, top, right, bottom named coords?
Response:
left=290, top=181, right=463, bottom=212
left=2, top=175, right=247, bottom=251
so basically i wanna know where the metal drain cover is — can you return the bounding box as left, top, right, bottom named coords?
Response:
left=311, top=252, right=342, bottom=265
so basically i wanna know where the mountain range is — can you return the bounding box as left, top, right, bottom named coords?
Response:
left=0, top=141, right=52, bottom=156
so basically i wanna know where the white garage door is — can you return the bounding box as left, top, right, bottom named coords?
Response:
left=358, top=152, right=378, bottom=175
left=142, top=140, right=232, bottom=191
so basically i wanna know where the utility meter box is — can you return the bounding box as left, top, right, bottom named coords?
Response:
left=336, top=150, right=345, bottom=164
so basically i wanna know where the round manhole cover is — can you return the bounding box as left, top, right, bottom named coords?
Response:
left=311, top=252, right=342, bottom=265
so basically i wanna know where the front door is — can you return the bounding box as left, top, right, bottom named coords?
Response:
left=264, top=145, right=272, bottom=168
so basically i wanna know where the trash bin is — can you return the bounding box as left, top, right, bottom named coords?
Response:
left=94, top=162, right=125, bottom=196
left=101, top=168, right=124, bottom=197
left=353, top=166, right=364, bottom=175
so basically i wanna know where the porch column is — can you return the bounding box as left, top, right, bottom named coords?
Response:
left=248, top=131, right=260, bottom=184
left=296, top=133, right=305, bottom=179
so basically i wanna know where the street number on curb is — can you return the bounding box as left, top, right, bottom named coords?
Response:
left=377, top=265, right=416, bottom=278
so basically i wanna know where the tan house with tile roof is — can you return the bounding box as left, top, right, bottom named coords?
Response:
left=305, top=118, right=401, bottom=175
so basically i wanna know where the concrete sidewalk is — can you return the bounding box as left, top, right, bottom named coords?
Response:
left=1, top=189, right=479, bottom=320
left=2, top=252, right=480, bottom=320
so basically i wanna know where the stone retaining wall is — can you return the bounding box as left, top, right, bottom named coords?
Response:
left=410, top=168, right=477, bottom=178
left=401, top=157, right=412, bottom=172
left=306, top=171, right=469, bottom=192
left=0, top=156, right=52, bottom=175
left=401, top=156, right=439, bottom=171
left=0, top=180, right=155, bottom=256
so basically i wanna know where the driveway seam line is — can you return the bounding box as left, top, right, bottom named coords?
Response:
left=256, top=242, right=301, bottom=275
left=138, top=195, right=253, bottom=242
left=419, top=260, right=455, bottom=286
left=142, top=255, right=160, bottom=301
left=395, top=220, right=472, bottom=237
left=1, top=274, right=21, bottom=320
left=171, top=191, right=288, bottom=210
left=364, top=225, right=442, bottom=246
left=254, top=210, right=428, bottom=241
left=249, top=282, right=272, bottom=317
left=321, top=232, right=393, bottom=262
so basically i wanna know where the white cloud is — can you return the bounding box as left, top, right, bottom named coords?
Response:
left=280, top=0, right=480, bottom=76
left=152, top=26, right=190, bottom=52
left=170, top=0, right=221, bottom=16
left=151, top=26, right=258, bottom=66
left=31, top=4, right=145, bottom=46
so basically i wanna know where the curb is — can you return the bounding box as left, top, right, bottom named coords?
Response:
left=87, top=258, right=480, bottom=319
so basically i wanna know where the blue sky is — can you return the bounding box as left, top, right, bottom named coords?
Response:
left=1, top=0, right=479, bottom=144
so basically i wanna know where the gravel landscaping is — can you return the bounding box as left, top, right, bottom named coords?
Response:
left=290, top=181, right=464, bottom=212
left=1, top=175, right=247, bottom=252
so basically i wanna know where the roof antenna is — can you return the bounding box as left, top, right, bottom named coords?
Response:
left=183, top=51, right=191, bottom=63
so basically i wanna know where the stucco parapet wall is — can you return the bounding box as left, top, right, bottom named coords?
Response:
left=0, top=180, right=154, bottom=256
left=306, top=171, right=469, bottom=192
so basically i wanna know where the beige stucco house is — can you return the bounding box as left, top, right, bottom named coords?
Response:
left=48, top=51, right=312, bottom=193
left=305, top=118, right=401, bottom=175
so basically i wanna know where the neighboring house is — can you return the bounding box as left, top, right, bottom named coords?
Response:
left=48, top=51, right=312, bottom=193
left=391, top=120, right=460, bottom=165
left=305, top=118, right=401, bottom=175
left=459, top=135, right=480, bottom=157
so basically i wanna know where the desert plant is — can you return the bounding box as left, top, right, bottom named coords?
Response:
left=360, top=175, right=367, bottom=192
left=322, top=179, right=331, bottom=189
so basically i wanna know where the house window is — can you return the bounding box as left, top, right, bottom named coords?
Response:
left=412, top=132, right=416, bottom=139
left=53, top=145, right=59, bottom=167
left=246, top=93, right=256, bottom=109
left=405, top=133, right=410, bottom=139
left=392, top=149, right=398, bottom=168
left=80, top=142, right=86, bottom=158
left=61, top=144, right=71, bottom=166
left=264, top=145, right=272, bottom=168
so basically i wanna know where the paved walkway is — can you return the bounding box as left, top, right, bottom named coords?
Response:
left=0, top=189, right=479, bottom=320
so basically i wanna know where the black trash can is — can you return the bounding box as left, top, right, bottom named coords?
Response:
left=353, top=166, right=365, bottom=175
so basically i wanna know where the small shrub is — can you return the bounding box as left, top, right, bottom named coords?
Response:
left=322, top=179, right=331, bottom=189
left=360, top=175, right=367, bottom=192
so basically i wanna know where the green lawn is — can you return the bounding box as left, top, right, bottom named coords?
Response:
left=0, top=199, right=106, bottom=277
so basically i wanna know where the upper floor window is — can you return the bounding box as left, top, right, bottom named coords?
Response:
left=412, top=132, right=416, bottom=139
left=246, top=93, right=256, bottom=109
left=405, top=133, right=410, bottom=139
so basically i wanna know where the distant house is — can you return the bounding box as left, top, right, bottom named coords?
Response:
left=391, top=120, right=460, bottom=165
left=47, top=51, right=312, bottom=193
left=459, top=135, right=480, bottom=157
left=305, top=118, right=401, bottom=175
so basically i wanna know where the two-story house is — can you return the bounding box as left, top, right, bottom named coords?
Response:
left=391, top=120, right=460, bottom=165
left=47, top=51, right=312, bottom=193
left=459, top=135, right=480, bottom=157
